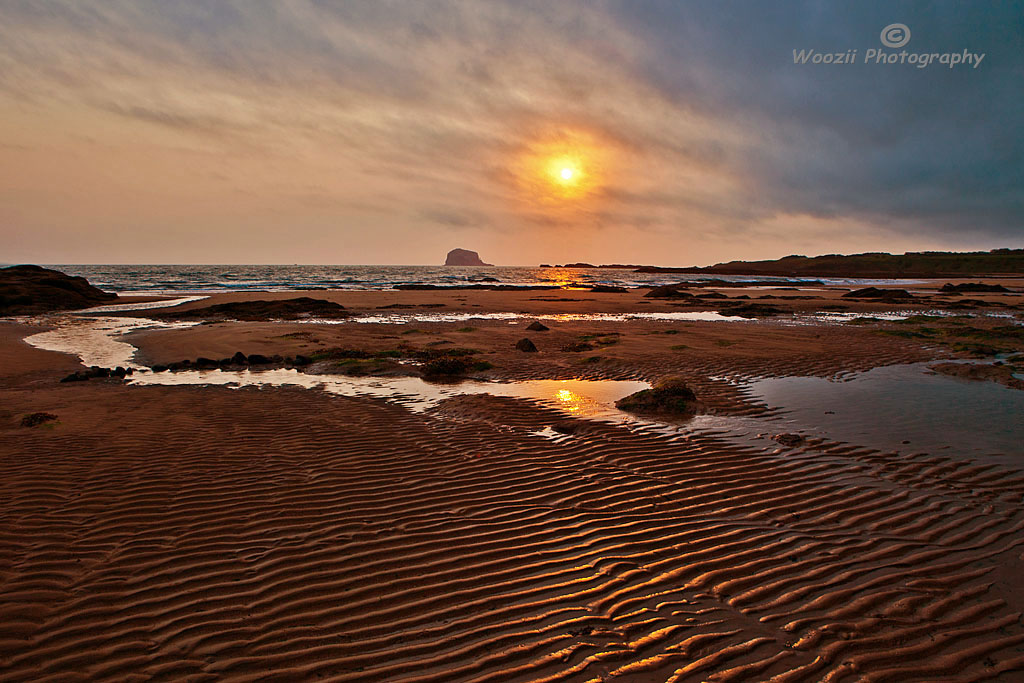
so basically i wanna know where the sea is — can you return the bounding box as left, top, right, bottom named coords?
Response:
left=44, top=264, right=910, bottom=295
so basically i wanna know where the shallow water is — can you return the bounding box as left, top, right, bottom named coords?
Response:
left=24, top=316, right=198, bottom=368
left=130, top=370, right=649, bottom=421
left=747, top=363, right=1024, bottom=462
left=344, top=311, right=751, bottom=324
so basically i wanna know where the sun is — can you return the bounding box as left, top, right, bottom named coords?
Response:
left=510, top=128, right=612, bottom=204
left=547, top=156, right=583, bottom=193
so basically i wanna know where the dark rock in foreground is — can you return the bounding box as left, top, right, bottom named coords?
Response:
left=0, top=265, right=117, bottom=315
left=515, top=338, right=538, bottom=352
left=21, top=412, right=58, bottom=428
left=772, top=433, right=805, bottom=447
left=590, top=285, right=627, bottom=293
left=155, top=297, right=349, bottom=321
left=526, top=321, right=549, bottom=331
left=615, top=378, right=697, bottom=415
left=61, top=366, right=134, bottom=382
left=444, top=248, right=492, bottom=266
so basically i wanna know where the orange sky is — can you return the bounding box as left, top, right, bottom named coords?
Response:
left=1, top=2, right=1019, bottom=266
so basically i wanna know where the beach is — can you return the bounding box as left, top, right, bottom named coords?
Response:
left=2, top=277, right=1024, bottom=681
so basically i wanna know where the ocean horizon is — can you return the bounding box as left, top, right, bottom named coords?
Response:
left=43, top=264, right=916, bottom=294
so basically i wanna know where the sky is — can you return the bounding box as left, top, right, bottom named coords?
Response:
left=1, top=1, right=1022, bottom=266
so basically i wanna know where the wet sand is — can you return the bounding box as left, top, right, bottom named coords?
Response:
left=2, top=281, right=1024, bottom=681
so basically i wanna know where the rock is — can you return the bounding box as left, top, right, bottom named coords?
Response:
left=695, top=292, right=728, bottom=299
left=194, top=357, right=219, bottom=369
left=515, top=338, right=538, bottom=352
left=60, top=371, right=89, bottom=382
left=841, top=287, right=914, bottom=299
left=590, top=285, right=627, bottom=293
left=421, top=357, right=472, bottom=377
left=151, top=364, right=169, bottom=372
left=539, top=264, right=552, bottom=268
left=563, top=262, right=596, bottom=268
left=615, top=378, right=697, bottom=415
left=939, top=282, right=1011, bottom=293
left=0, top=265, right=117, bottom=315
left=292, top=355, right=312, bottom=366
left=20, top=412, right=58, bottom=427
left=444, top=248, right=492, bottom=266
left=725, top=303, right=785, bottom=318
left=928, top=362, right=1024, bottom=390
left=645, top=285, right=694, bottom=299
left=155, top=297, right=349, bottom=321
left=772, top=433, right=805, bottom=447
left=246, top=354, right=272, bottom=365
left=560, top=341, right=594, bottom=352
left=526, top=321, right=550, bottom=331
left=231, top=351, right=248, bottom=365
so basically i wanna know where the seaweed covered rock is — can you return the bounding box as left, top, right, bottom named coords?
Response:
left=156, top=297, right=349, bottom=321
left=615, top=378, right=697, bottom=415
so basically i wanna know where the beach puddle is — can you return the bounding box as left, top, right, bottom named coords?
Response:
left=746, top=363, right=1024, bottom=462
left=129, top=370, right=649, bottom=420
left=24, top=316, right=198, bottom=368
left=338, top=311, right=752, bottom=324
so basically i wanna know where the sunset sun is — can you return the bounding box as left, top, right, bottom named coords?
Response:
left=559, top=167, right=574, bottom=180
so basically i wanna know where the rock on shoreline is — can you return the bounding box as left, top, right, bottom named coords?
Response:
left=0, top=265, right=117, bottom=315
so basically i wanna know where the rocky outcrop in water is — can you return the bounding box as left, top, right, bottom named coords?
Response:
left=0, top=265, right=117, bottom=315
left=444, top=249, right=492, bottom=266
left=615, top=379, right=697, bottom=415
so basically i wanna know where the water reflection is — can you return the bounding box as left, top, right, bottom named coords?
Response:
left=129, top=370, right=649, bottom=420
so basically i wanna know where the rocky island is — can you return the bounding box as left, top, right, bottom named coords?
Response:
left=444, top=248, right=492, bottom=266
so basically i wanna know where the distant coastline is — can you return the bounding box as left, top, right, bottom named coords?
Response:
left=548, top=249, right=1024, bottom=278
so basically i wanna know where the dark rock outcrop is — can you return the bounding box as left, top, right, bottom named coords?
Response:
left=615, top=379, right=697, bottom=415
left=515, top=338, right=538, bottom=352
left=60, top=366, right=133, bottom=382
left=939, top=282, right=1011, bottom=293
left=444, top=249, right=492, bottom=266
left=526, top=321, right=550, bottom=331
left=590, top=285, right=627, bottom=293
left=21, top=412, right=59, bottom=427
left=645, top=285, right=694, bottom=299
left=841, top=287, right=914, bottom=300
left=772, top=433, right=805, bottom=447
left=155, top=297, right=349, bottom=321
left=0, top=265, right=117, bottom=315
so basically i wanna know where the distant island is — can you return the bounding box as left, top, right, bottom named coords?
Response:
left=543, top=249, right=1024, bottom=277
left=445, top=248, right=492, bottom=266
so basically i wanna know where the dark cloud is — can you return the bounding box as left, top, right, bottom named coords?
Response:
left=608, top=0, right=1024, bottom=239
